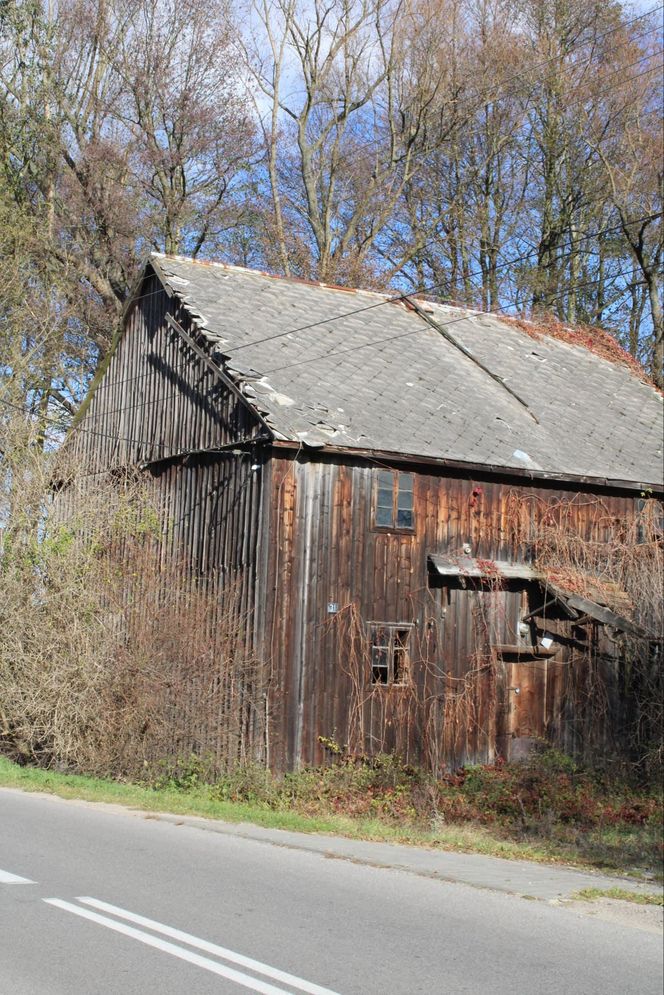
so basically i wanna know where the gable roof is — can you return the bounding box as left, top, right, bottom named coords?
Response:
left=148, top=253, right=663, bottom=490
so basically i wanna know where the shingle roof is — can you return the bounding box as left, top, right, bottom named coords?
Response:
left=150, top=253, right=663, bottom=488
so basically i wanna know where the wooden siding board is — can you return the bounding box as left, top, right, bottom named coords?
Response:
left=69, top=275, right=267, bottom=766
left=262, top=450, right=643, bottom=770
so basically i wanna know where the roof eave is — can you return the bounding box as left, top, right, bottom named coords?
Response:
left=270, top=440, right=662, bottom=495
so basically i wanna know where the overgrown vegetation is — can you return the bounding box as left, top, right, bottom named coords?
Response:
left=511, top=493, right=664, bottom=779
left=0, top=416, right=266, bottom=775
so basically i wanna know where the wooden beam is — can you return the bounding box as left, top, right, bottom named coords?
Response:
left=138, top=437, right=270, bottom=471
left=165, top=312, right=275, bottom=440
left=564, top=592, right=645, bottom=638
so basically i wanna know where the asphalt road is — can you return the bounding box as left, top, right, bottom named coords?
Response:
left=1, top=789, right=662, bottom=995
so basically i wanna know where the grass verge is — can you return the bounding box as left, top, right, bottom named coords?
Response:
left=0, top=755, right=561, bottom=861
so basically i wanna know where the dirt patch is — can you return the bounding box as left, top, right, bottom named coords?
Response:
left=557, top=897, right=663, bottom=934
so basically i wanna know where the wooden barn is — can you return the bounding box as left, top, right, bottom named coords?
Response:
left=71, top=254, right=664, bottom=772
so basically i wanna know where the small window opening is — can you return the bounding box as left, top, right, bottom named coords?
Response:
left=369, top=624, right=412, bottom=685
left=635, top=497, right=664, bottom=544
left=373, top=470, right=414, bottom=530
left=636, top=497, right=647, bottom=544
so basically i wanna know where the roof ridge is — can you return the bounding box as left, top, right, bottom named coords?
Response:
left=150, top=251, right=393, bottom=304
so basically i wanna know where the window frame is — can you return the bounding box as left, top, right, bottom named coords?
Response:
left=368, top=622, right=413, bottom=687
left=372, top=469, right=415, bottom=532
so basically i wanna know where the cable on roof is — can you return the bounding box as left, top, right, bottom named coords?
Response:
left=403, top=296, right=539, bottom=423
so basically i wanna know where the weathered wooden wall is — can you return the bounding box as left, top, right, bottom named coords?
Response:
left=71, top=269, right=266, bottom=578
left=68, top=270, right=270, bottom=764
left=74, top=272, right=263, bottom=464
left=263, top=450, right=639, bottom=772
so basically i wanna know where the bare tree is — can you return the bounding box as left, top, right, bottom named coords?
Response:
left=394, top=0, right=530, bottom=305
left=1, top=0, right=661, bottom=410
left=110, top=0, right=257, bottom=257
left=243, top=0, right=468, bottom=283
left=0, top=0, right=255, bottom=368
left=583, top=35, right=663, bottom=384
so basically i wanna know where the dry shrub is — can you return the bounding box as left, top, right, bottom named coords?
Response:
left=86, top=544, right=266, bottom=779
left=512, top=493, right=664, bottom=779
left=196, top=749, right=661, bottom=873
left=501, top=313, right=655, bottom=385
left=0, top=415, right=266, bottom=776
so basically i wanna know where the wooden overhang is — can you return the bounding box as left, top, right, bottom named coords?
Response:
left=428, top=555, right=540, bottom=581
left=427, top=554, right=645, bottom=637
left=542, top=585, right=646, bottom=639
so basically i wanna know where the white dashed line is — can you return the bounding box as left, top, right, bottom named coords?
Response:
left=0, top=867, right=34, bottom=884
left=46, top=897, right=341, bottom=995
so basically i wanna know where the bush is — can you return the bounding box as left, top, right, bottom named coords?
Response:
left=0, top=430, right=266, bottom=778
left=159, top=747, right=662, bottom=850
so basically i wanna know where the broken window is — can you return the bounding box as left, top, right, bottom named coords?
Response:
left=374, top=470, right=414, bottom=530
left=635, top=497, right=664, bottom=544
left=369, top=624, right=412, bottom=685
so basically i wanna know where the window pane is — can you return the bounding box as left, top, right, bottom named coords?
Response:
left=396, top=474, right=413, bottom=529
left=397, top=489, right=413, bottom=510
left=375, top=469, right=394, bottom=527
left=375, top=505, right=393, bottom=527
left=369, top=626, right=411, bottom=686
left=397, top=508, right=413, bottom=528
left=371, top=646, right=389, bottom=684
left=374, top=470, right=396, bottom=528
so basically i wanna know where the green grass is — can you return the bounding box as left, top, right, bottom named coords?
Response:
left=0, top=756, right=660, bottom=872
left=572, top=887, right=663, bottom=906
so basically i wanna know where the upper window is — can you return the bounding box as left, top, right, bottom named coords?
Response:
left=374, top=470, right=414, bottom=530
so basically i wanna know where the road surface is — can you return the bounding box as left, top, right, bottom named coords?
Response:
left=1, top=788, right=661, bottom=994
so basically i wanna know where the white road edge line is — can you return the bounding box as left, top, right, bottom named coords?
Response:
left=77, top=897, right=340, bottom=995
left=44, top=899, right=293, bottom=995
left=0, top=868, right=34, bottom=884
